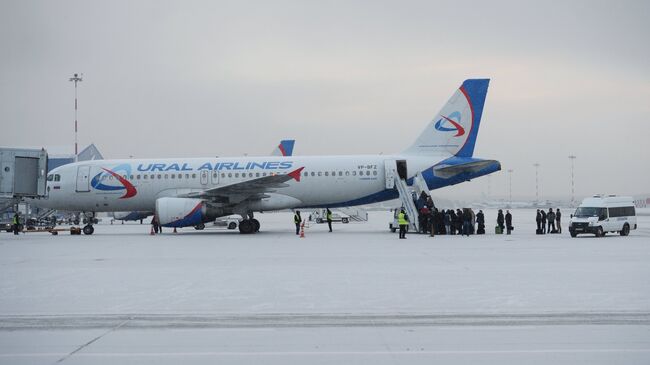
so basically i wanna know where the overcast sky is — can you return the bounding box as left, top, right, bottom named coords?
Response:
left=1, top=0, right=648, bottom=200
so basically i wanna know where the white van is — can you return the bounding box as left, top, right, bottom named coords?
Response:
left=569, top=195, right=637, bottom=237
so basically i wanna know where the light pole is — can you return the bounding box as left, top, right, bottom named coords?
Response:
left=508, top=169, right=513, bottom=207
left=568, top=155, right=577, bottom=206
left=69, top=73, right=83, bottom=159
left=533, top=163, right=540, bottom=205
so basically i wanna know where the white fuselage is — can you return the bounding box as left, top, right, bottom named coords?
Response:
left=38, top=154, right=438, bottom=213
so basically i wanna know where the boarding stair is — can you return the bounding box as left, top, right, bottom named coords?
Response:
left=393, top=175, right=419, bottom=232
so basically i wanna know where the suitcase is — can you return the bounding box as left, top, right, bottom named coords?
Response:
left=495, top=226, right=503, bottom=234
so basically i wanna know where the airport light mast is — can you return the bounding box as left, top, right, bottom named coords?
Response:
left=69, top=73, right=83, bottom=160
left=508, top=169, right=514, bottom=208
left=533, top=163, right=540, bottom=205
left=568, top=155, right=577, bottom=206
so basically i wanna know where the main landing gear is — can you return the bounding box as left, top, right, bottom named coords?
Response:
left=238, top=211, right=260, bottom=234
left=82, top=212, right=98, bottom=235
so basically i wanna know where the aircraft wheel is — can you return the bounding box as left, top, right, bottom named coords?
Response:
left=251, top=219, right=260, bottom=232
left=239, top=220, right=254, bottom=234
left=194, top=223, right=205, bottom=230
left=83, top=225, right=94, bottom=235
left=227, top=222, right=237, bottom=230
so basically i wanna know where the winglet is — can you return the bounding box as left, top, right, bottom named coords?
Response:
left=288, top=167, right=305, bottom=182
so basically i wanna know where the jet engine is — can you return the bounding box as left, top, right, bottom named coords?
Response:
left=156, top=197, right=223, bottom=227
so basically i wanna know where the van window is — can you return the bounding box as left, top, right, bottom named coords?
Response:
left=574, top=207, right=606, bottom=218
left=609, top=206, right=636, bottom=217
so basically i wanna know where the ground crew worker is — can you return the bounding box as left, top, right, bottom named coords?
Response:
left=326, top=208, right=333, bottom=232
left=398, top=208, right=409, bottom=239
left=556, top=208, right=562, bottom=233
left=540, top=209, right=547, bottom=234
left=12, top=212, right=20, bottom=235
left=294, top=210, right=302, bottom=235
left=536, top=210, right=542, bottom=233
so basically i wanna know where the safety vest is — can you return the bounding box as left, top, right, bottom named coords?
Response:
left=326, top=211, right=332, bottom=221
left=13, top=216, right=18, bottom=225
left=398, top=212, right=408, bottom=225
left=294, top=214, right=301, bottom=223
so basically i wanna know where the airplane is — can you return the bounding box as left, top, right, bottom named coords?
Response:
left=109, top=140, right=296, bottom=225
left=36, top=79, right=501, bottom=235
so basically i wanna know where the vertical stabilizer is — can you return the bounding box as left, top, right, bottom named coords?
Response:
left=403, top=79, right=490, bottom=157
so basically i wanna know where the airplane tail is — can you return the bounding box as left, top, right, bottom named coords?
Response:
left=403, top=79, right=490, bottom=157
left=271, top=140, right=295, bottom=157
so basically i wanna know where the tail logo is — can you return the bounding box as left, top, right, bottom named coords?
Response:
left=434, top=111, right=465, bottom=137
left=90, top=164, right=137, bottom=199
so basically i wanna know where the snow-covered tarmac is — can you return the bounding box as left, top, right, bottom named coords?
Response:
left=1, top=209, right=649, bottom=364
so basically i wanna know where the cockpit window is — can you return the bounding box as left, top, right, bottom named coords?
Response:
left=47, top=175, right=54, bottom=181
left=54, top=174, right=61, bottom=182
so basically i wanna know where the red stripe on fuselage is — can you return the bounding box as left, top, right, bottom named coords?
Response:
left=102, top=168, right=137, bottom=199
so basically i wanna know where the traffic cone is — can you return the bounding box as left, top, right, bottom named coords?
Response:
left=300, top=222, right=305, bottom=238
left=150, top=226, right=155, bottom=235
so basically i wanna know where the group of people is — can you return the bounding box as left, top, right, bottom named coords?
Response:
left=536, top=208, right=562, bottom=234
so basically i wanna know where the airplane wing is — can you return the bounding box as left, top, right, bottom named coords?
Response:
left=432, top=158, right=500, bottom=179
left=179, top=167, right=304, bottom=201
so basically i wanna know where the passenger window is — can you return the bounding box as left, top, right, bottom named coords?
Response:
left=256, top=172, right=260, bottom=177
left=185, top=174, right=189, bottom=179
left=228, top=173, right=232, bottom=178
left=178, top=174, right=182, bottom=179
left=136, top=175, right=140, bottom=180
left=171, top=174, right=175, bottom=179
left=338, top=171, right=342, bottom=176
left=129, top=175, right=134, bottom=180
left=311, top=172, right=315, bottom=177
left=221, top=173, right=226, bottom=178
left=192, top=174, right=196, bottom=179
left=235, top=173, right=239, bottom=178
left=158, top=174, right=162, bottom=179
left=143, top=175, right=148, bottom=180
left=213, top=172, right=218, bottom=179
left=373, top=171, right=377, bottom=176
left=318, top=172, right=322, bottom=176
left=352, top=171, right=356, bottom=176
left=366, top=171, right=370, bottom=176
left=325, top=172, right=329, bottom=176
left=150, top=174, right=155, bottom=180
left=332, top=171, right=335, bottom=176
left=345, top=171, right=349, bottom=176
left=303, top=172, right=308, bottom=177
left=263, top=172, right=267, bottom=177
left=109, top=176, right=113, bottom=180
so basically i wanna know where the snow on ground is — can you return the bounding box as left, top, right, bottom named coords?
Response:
left=0, top=208, right=649, bottom=364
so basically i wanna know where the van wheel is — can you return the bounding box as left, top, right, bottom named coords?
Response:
left=570, top=231, right=577, bottom=238
left=595, top=226, right=604, bottom=237
left=620, top=224, right=630, bottom=236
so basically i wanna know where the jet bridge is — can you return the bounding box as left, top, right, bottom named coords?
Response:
left=0, top=148, right=48, bottom=212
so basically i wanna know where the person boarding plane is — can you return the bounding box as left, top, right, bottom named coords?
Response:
left=34, top=79, right=500, bottom=235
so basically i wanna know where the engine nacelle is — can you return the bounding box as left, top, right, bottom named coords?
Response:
left=156, top=198, right=210, bottom=227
